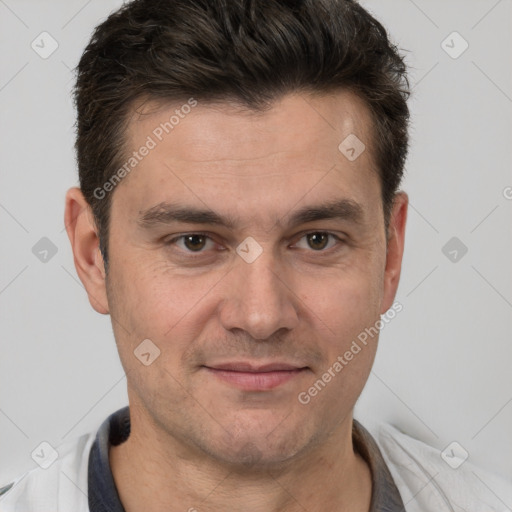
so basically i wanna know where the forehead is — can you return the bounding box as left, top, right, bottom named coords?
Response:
left=112, top=91, right=381, bottom=229
left=128, top=91, right=374, bottom=165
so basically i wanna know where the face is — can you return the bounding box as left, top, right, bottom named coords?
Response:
left=71, top=91, right=407, bottom=470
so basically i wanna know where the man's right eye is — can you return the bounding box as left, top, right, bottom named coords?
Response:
left=164, top=233, right=218, bottom=254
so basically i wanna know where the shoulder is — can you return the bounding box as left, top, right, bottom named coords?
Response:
left=0, top=429, right=96, bottom=512
left=362, top=418, right=512, bottom=512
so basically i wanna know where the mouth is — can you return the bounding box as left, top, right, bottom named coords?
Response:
left=202, top=362, right=309, bottom=391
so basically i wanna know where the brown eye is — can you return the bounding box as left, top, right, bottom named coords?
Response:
left=306, top=232, right=330, bottom=250
left=293, top=232, right=343, bottom=253
left=183, top=234, right=207, bottom=251
left=165, top=233, right=216, bottom=254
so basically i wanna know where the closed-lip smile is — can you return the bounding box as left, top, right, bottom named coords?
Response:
left=202, top=361, right=309, bottom=390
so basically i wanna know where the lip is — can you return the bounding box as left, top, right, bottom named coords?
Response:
left=203, top=361, right=308, bottom=391
left=207, top=361, right=305, bottom=372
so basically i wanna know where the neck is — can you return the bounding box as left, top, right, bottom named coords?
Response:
left=109, top=407, right=372, bottom=512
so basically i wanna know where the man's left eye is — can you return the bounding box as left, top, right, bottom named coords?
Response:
left=293, top=232, right=343, bottom=251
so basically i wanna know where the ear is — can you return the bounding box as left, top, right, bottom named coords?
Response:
left=64, top=187, right=109, bottom=314
left=380, top=191, right=408, bottom=314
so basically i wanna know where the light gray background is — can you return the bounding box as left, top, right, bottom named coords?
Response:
left=1, top=0, right=511, bottom=496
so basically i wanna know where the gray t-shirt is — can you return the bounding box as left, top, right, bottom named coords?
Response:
left=88, top=406, right=406, bottom=511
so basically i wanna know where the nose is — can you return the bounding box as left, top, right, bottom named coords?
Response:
left=218, top=249, right=300, bottom=340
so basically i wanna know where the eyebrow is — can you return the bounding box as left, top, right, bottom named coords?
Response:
left=137, top=198, right=365, bottom=231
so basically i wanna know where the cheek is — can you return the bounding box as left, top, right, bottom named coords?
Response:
left=111, top=256, right=220, bottom=334
left=107, top=260, right=227, bottom=386
left=293, top=261, right=383, bottom=409
left=296, top=275, right=380, bottom=426
left=300, top=265, right=383, bottom=339
left=105, top=260, right=212, bottom=403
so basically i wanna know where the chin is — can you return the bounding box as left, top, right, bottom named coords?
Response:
left=205, top=424, right=313, bottom=472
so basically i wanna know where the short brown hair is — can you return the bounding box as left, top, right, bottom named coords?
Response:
left=74, top=0, right=410, bottom=269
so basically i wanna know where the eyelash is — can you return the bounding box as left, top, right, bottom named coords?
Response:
left=164, top=231, right=345, bottom=257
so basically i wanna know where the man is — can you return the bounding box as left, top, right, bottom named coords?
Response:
left=1, top=0, right=510, bottom=511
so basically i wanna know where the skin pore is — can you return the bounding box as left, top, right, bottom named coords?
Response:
left=65, top=91, right=408, bottom=512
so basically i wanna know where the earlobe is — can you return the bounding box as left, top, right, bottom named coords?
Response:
left=64, top=187, right=110, bottom=315
left=380, top=192, right=408, bottom=314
